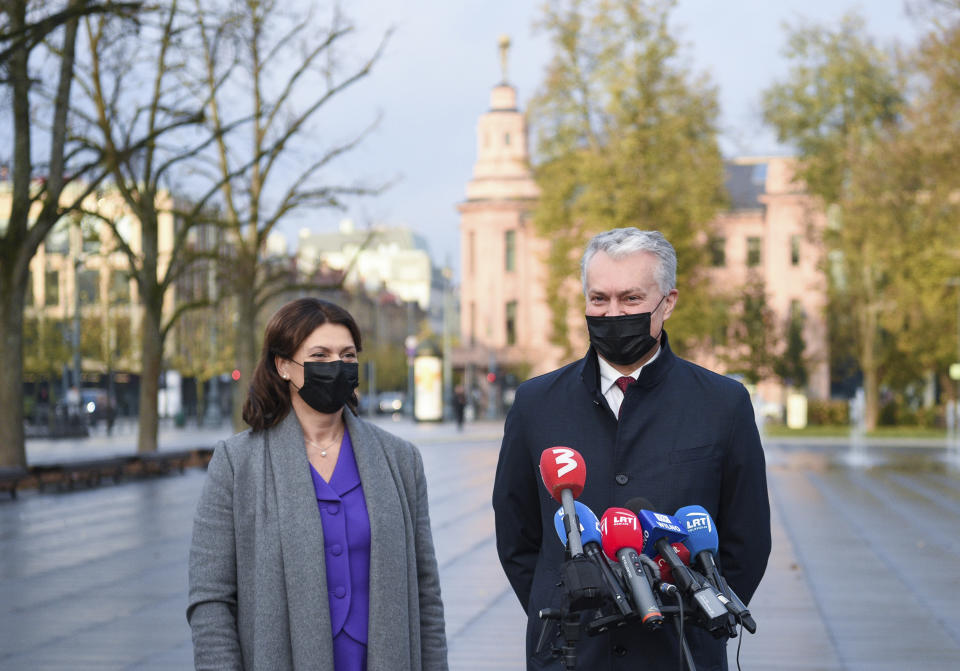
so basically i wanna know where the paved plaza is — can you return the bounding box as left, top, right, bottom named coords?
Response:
left=2, top=418, right=960, bottom=669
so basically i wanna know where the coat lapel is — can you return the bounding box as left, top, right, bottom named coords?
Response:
left=267, top=411, right=335, bottom=670
left=344, top=412, right=411, bottom=671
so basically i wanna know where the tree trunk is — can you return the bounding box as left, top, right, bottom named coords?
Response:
left=861, top=305, right=879, bottom=431
left=137, top=305, right=163, bottom=453
left=0, top=278, right=27, bottom=468
left=232, top=285, right=258, bottom=432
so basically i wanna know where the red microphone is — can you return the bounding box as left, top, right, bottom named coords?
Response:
left=539, top=447, right=587, bottom=556
left=538, top=446, right=586, bottom=501
left=599, top=508, right=663, bottom=628
left=653, top=542, right=691, bottom=584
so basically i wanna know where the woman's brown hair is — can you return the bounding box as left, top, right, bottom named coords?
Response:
left=242, top=298, right=363, bottom=432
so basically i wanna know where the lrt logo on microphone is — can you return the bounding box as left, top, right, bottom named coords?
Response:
left=683, top=512, right=712, bottom=533
left=549, top=448, right=578, bottom=478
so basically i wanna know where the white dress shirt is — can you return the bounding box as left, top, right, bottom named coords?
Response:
left=597, top=346, right=662, bottom=418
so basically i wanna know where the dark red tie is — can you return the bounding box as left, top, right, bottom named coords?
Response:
left=615, top=376, right=634, bottom=419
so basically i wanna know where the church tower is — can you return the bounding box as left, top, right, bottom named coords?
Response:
left=457, top=37, right=561, bottom=387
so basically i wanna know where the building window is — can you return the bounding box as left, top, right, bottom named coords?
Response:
left=709, top=236, right=726, bottom=267
left=505, top=229, right=516, bottom=272
left=46, top=217, right=70, bottom=254
left=25, top=273, right=34, bottom=307
left=746, top=236, right=761, bottom=267
left=790, top=234, right=801, bottom=266
left=81, top=215, right=101, bottom=254
left=78, top=269, right=99, bottom=303
left=45, top=270, right=59, bottom=306
left=504, top=132, right=511, bottom=146
left=506, top=300, right=517, bottom=346
left=468, top=231, right=475, bottom=276
left=469, top=302, right=476, bottom=346
left=112, top=272, right=130, bottom=304
left=790, top=299, right=804, bottom=321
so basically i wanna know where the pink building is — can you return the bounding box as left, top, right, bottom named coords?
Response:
left=456, top=75, right=830, bottom=408
left=456, top=78, right=564, bottom=385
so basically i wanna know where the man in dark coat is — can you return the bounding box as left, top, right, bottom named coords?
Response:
left=492, top=228, right=771, bottom=671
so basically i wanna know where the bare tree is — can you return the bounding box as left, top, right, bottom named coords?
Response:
left=0, top=0, right=139, bottom=469
left=72, top=0, right=242, bottom=452
left=192, top=0, right=389, bottom=428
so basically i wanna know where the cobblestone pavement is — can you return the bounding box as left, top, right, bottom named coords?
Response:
left=2, top=419, right=960, bottom=669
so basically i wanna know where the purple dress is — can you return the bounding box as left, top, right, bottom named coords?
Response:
left=309, top=429, right=371, bottom=671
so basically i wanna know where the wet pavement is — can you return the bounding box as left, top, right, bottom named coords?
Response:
left=2, top=420, right=960, bottom=669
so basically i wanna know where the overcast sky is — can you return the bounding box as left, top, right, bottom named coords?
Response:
left=278, top=0, right=927, bottom=278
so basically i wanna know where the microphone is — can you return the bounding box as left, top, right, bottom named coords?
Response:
left=675, top=505, right=757, bottom=634
left=554, top=502, right=633, bottom=619
left=599, top=508, right=664, bottom=628
left=540, top=447, right=587, bottom=556
left=626, top=498, right=728, bottom=631
left=652, top=541, right=691, bottom=585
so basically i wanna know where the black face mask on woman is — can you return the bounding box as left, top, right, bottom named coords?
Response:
left=289, top=359, right=359, bottom=414
left=585, top=295, right=666, bottom=366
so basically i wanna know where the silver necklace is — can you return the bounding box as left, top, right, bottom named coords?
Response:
left=305, top=433, right=340, bottom=458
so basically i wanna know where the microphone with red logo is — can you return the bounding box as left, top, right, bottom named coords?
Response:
left=539, top=447, right=587, bottom=557
left=652, top=541, right=691, bottom=586
left=599, top=508, right=664, bottom=629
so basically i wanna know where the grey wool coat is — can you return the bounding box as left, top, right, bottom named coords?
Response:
left=187, top=409, right=448, bottom=671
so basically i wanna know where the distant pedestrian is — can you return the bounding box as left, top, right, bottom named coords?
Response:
left=453, top=385, right=466, bottom=431
left=187, top=297, right=448, bottom=671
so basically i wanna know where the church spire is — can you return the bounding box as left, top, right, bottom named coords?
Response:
left=498, top=34, right=511, bottom=84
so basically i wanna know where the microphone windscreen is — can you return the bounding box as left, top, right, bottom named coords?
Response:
left=674, top=505, right=719, bottom=558
left=576, top=502, right=603, bottom=546
left=634, top=509, right=688, bottom=556
left=599, top=507, right=645, bottom=561
left=624, top=497, right=655, bottom=515
left=552, top=501, right=603, bottom=547
left=539, top=447, right=586, bottom=501
left=653, top=542, right=691, bottom=583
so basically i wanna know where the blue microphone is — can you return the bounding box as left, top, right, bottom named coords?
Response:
left=676, top=505, right=756, bottom=633
left=555, top=501, right=634, bottom=619
left=627, top=498, right=728, bottom=630
left=554, top=501, right=602, bottom=548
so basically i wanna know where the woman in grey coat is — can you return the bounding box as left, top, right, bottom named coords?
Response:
left=187, top=298, right=448, bottom=671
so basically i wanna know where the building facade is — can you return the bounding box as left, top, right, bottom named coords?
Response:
left=456, top=70, right=831, bottom=409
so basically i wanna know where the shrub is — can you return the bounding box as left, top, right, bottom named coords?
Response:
left=807, top=399, right=849, bottom=426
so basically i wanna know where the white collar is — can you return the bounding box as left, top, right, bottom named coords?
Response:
left=597, top=346, right=662, bottom=395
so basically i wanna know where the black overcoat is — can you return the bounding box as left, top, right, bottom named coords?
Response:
left=492, top=333, right=771, bottom=671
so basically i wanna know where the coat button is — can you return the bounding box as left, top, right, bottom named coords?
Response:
left=327, top=503, right=340, bottom=515
left=615, top=473, right=629, bottom=485
left=330, top=544, right=343, bottom=556
left=334, top=586, right=346, bottom=598
left=613, top=645, right=628, bottom=657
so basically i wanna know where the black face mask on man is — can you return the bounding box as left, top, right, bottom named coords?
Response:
left=288, top=359, right=359, bottom=414
left=585, top=294, right=667, bottom=366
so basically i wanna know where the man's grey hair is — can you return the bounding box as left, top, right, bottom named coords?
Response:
left=580, top=228, right=677, bottom=295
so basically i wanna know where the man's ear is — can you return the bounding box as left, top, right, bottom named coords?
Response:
left=662, top=289, right=679, bottom=321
